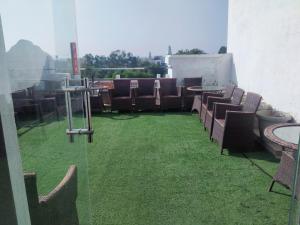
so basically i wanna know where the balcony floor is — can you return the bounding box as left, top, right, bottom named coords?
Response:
left=19, top=112, right=290, bottom=225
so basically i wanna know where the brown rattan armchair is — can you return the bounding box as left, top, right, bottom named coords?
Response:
left=24, top=165, right=79, bottom=225
left=159, top=78, right=182, bottom=111
left=182, top=77, right=202, bottom=111
left=269, top=151, right=295, bottom=192
left=211, top=92, right=262, bottom=154
left=135, top=78, right=156, bottom=111
left=109, top=79, right=132, bottom=112
left=90, top=91, right=104, bottom=113
left=200, top=84, right=236, bottom=122
left=204, top=87, right=244, bottom=136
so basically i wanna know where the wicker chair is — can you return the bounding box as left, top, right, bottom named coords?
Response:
left=24, top=165, right=79, bottom=225
left=134, top=78, right=156, bottom=111
left=159, top=78, right=182, bottom=111
left=269, top=151, right=300, bottom=200
left=110, top=79, right=132, bottom=111
left=90, top=92, right=103, bottom=113
left=204, top=87, right=244, bottom=136
left=211, top=92, right=262, bottom=154
left=182, top=77, right=202, bottom=111
left=200, top=84, right=236, bottom=122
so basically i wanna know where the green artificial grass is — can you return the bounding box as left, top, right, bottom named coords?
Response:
left=19, top=112, right=290, bottom=225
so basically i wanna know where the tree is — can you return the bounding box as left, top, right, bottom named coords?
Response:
left=83, top=54, right=95, bottom=67
left=218, top=46, right=227, bottom=54
left=81, top=50, right=167, bottom=79
left=176, top=48, right=206, bottom=55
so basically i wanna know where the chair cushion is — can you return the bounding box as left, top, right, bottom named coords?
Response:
left=160, top=78, right=177, bottom=96
left=113, top=80, right=131, bottom=96
left=206, top=110, right=213, bottom=117
left=137, top=79, right=155, bottom=96
left=215, top=119, right=225, bottom=127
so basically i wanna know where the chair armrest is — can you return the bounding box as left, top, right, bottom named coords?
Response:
left=35, top=97, right=56, bottom=102
left=214, top=103, right=242, bottom=119
left=177, top=86, right=182, bottom=97
left=202, top=92, right=223, bottom=104
left=207, top=97, right=230, bottom=110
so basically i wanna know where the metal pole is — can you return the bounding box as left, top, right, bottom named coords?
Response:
left=84, top=78, right=93, bottom=143
left=65, top=78, right=74, bottom=142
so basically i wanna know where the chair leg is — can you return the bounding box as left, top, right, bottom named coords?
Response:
left=268, top=180, right=275, bottom=192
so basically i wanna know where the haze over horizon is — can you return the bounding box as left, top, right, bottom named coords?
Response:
left=0, top=0, right=228, bottom=57
left=76, top=0, right=228, bottom=57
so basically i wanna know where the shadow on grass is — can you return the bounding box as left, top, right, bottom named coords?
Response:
left=270, top=190, right=291, bottom=198
left=92, top=111, right=194, bottom=120
left=17, top=114, right=65, bottom=137
left=223, top=147, right=279, bottom=179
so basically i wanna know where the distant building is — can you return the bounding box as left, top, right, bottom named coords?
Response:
left=153, top=56, right=165, bottom=65
left=168, top=45, right=172, bottom=55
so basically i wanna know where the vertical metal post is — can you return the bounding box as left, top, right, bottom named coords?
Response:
left=84, top=78, right=93, bottom=143
left=65, top=78, right=74, bottom=142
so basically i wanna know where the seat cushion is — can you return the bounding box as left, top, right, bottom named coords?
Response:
left=163, top=95, right=179, bottom=98
left=136, top=95, right=155, bottom=99
left=113, top=96, right=131, bottom=100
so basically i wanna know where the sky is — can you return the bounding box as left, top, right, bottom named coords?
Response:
left=0, top=0, right=228, bottom=57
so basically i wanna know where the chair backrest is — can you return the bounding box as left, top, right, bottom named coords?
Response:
left=159, top=78, right=177, bottom=96
left=223, top=84, right=236, bottom=99
left=183, top=77, right=202, bottom=87
left=231, top=87, right=244, bottom=105
left=113, top=79, right=131, bottom=97
left=137, top=78, right=155, bottom=96
left=12, top=89, right=27, bottom=99
left=242, top=92, right=262, bottom=113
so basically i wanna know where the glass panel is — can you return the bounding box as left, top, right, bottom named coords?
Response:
left=273, top=127, right=300, bottom=145
left=0, top=15, right=31, bottom=225
left=0, top=0, right=91, bottom=225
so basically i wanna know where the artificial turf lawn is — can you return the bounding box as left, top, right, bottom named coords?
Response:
left=19, top=112, right=290, bottom=225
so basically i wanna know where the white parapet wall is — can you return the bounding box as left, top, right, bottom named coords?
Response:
left=228, top=0, right=300, bottom=121
left=165, top=54, right=234, bottom=86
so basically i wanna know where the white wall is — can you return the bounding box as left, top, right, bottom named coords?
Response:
left=228, top=0, right=300, bottom=121
left=166, top=54, right=234, bottom=86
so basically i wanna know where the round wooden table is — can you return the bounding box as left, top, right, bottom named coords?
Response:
left=264, top=123, right=300, bottom=151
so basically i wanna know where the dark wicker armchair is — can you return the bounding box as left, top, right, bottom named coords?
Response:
left=110, top=79, right=132, bottom=111
left=269, top=151, right=295, bottom=192
left=182, top=77, right=202, bottom=111
left=204, top=87, right=244, bottom=136
left=135, top=78, right=156, bottom=111
left=24, top=165, right=79, bottom=225
left=90, top=92, right=103, bottom=113
left=200, top=84, right=236, bottom=122
left=211, top=92, right=262, bottom=154
left=159, top=78, right=182, bottom=110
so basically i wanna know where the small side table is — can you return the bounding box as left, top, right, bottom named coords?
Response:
left=264, top=123, right=300, bottom=151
